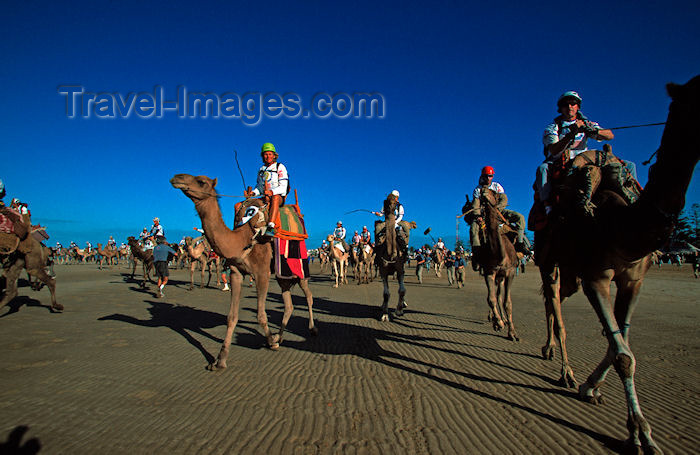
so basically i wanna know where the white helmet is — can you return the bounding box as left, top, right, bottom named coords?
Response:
left=391, top=190, right=400, bottom=197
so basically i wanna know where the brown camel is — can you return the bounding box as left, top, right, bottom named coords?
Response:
left=357, top=243, right=374, bottom=284
left=183, top=236, right=216, bottom=290
left=117, top=245, right=131, bottom=266
left=71, top=246, right=98, bottom=263
left=535, top=76, right=699, bottom=454
left=326, top=234, right=349, bottom=288
left=318, top=248, right=329, bottom=273
left=432, top=248, right=445, bottom=277
left=96, top=243, right=118, bottom=269
left=464, top=189, right=519, bottom=341
left=375, top=194, right=416, bottom=321
left=170, top=174, right=317, bottom=369
left=1, top=236, right=62, bottom=311
left=127, top=236, right=154, bottom=287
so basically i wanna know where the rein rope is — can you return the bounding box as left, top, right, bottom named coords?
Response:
left=182, top=186, right=248, bottom=199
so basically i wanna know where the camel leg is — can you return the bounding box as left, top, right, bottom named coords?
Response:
left=27, top=265, right=62, bottom=311
left=502, top=274, right=518, bottom=341
left=380, top=271, right=390, bottom=322
left=484, top=274, right=504, bottom=331
left=253, top=270, right=274, bottom=349
left=130, top=258, right=137, bottom=280
left=211, top=268, right=242, bottom=370
left=141, top=262, right=148, bottom=288
left=579, top=274, right=644, bottom=405
left=270, top=280, right=295, bottom=349
left=188, top=261, right=195, bottom=290
left=394, top=268, right=407, bottom=317
left=581, top=273, right=660, bottom=454
left=298, top=278, right=318, bottom=336
left=0, top=256, right=24, bottom=309
left=199, top=259, right=206, bottom=288
left=540, top=264, right=577, bottom=387
left=332, top=260, right=339, bottom=288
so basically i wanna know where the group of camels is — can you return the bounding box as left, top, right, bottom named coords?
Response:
left=171, top=76, right=697, bottom=454
left=323, top=236, right=376, bottom=287
left=0, top=77, right=695, bottom=454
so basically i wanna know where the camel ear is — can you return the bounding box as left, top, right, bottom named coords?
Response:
left=666, top=82, right=681, bottom=100
left=212, top=178, right=217, bottom=188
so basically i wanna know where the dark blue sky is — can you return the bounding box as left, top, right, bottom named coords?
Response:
left=2, top=1, right=699, bottom=248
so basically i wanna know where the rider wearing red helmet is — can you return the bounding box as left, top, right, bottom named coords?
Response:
left=469, top=166, right=529, bottom=270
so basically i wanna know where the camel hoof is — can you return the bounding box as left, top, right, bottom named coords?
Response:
left=541, top=346, right=554, bottom=360
left=622, top=439, right=644, bottom=455
left=558, top=376, right=578, bottom=389
left=309, top=327, right=319, bottom=337
left=508, top=334, right=520, bottom=342
left=395, top=308, right=404, bottom=317
left=332, top=284, right=338, bottom=288
left=380, top=314, right=389, bottom=322
left=52, top=303, right=64, bottom=312
left=208, top=360, right=227, bottom=370
left=269, top=342, right=280, bottom=351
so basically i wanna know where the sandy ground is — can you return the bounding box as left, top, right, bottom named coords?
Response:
left=0, top=260, right=697, bottom=454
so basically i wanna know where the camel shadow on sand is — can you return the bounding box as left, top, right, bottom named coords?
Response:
left=98, top=300, right=265, bottom=366
left=0, top=274, right=60, bottom=318
left=251, top=292, right=624, bottom=453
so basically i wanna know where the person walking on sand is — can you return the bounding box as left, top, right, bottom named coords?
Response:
left=415, top=248, right=426, bottom=284
left=445, top=251, right=456, bottom=286
left=153, top=236, right=178, bottom=298
left=454, top=252, right=466, bottom=288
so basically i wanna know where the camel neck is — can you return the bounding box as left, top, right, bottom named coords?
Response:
left=195, top=196, right=252, bottom=259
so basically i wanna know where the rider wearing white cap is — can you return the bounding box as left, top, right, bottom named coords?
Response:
left=373, top=189, right=408, bottom=253
left=536, top=90, right=615, bottom=214
left=150, top=217, right=164, bottom=238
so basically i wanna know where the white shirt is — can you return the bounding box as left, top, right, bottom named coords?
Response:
left=252, top=162, right=289, bottom=197
left=334, top=226, right=346, bottom=240
left=379, top=203, right=404, bottom=223
left=473, top=181, right=505, bottom=200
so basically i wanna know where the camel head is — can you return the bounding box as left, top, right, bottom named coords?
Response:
left=480, top=188, right=498, bottom=208
left=170, top=174, right=218, bottom=202
left=383, top=194, right=397, bottom=217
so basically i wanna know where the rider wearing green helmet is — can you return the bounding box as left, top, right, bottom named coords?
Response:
left=243, top=142, right=289, bottom=237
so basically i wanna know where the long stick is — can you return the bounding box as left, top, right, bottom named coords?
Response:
left=234, top=150, right=247, bottom=193
left=344, top=209, right=374, bottom=215
left=609, top=122, right=665, bottom=130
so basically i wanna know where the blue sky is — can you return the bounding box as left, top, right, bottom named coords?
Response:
left=2, top=0, right=699, bottom=249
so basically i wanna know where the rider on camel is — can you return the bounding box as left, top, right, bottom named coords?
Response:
left=470, top=166, right=529, bottom=270
left=244, top=142, right=288, bottom=238
left=536, top=90, right=625, bottom=216
left=332, top=221, right=350, bottom=253
left=373, top=189, right=409, bottom=254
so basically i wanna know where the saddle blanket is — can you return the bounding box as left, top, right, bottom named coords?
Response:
left=32, top=228, right=49, bottom=241
left=333, top=241, right=345, bottom=253
left=274, top=205, right=308, bottom=241
left=363, top=245, right=371, bottom=254
left=0, top=209, right=20, bottom=234
left=274, top=237, right=309, bottom=279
